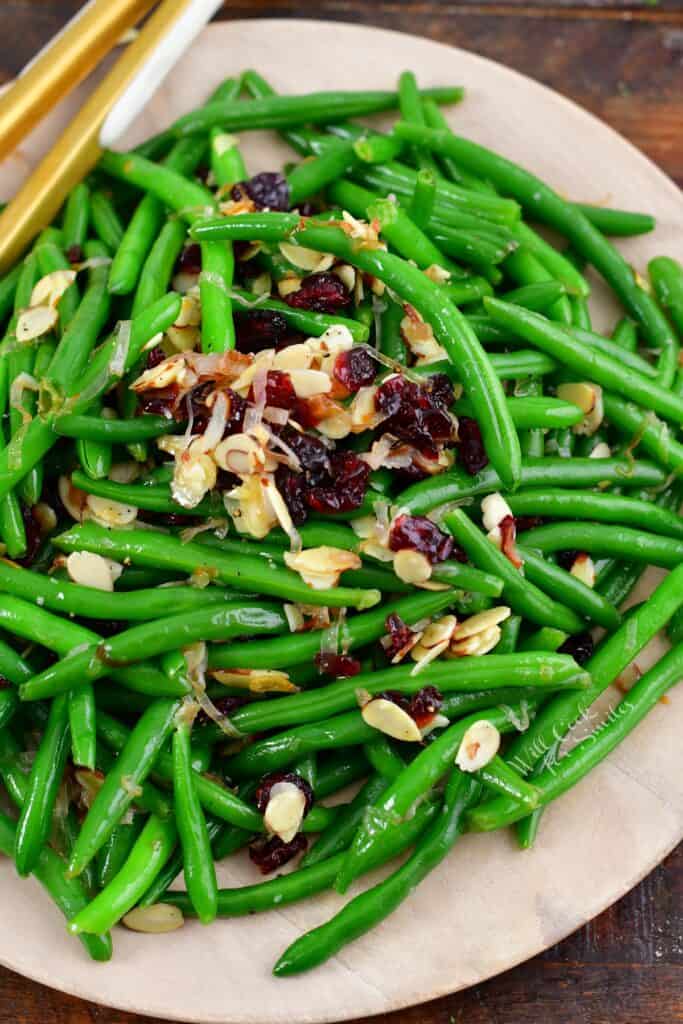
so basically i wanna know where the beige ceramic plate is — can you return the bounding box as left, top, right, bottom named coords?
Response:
left=0, top=18, right=681, bottom=1024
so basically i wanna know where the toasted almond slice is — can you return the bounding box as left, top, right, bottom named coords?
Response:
left=316, top=409, right=352, bottom=440
left=59, top=476, right=89, bottom=522
left=211, top=668, right=298, bottom=693
left=589, top=441, right=612, bottom=459
left=174, top=294, right=201, bottom=328
left=279, top=241, right=335, bottom=273
left=419, top=614, right=458, bottom=649
left=264, top=781, right=307, bottom=843
left=86, top=494, right=138, bottom=528
left=289, top=369, right=332, bottom=399
left=453, top=606, right=511, bottom=640
left=393, top=549, right=432, bottom=585
left=361, top=697, right=423, bottom=742
left=227, top=474, right=278, bottom=539
left=31, top=269, right=77, bottom=309
left=33, top=502, right=57, bottom=534
left=350, top=386, right=380, bottom=431
left=166, top=324, right=200, bottom=352
left=277, top=276, right=303, bottom=298
left=214, top=433, right=274, bottom=476
left=66, top=551, right=122, bottom=592
left=570, top=553, right=595, bottom=588
left=424, top=264, right=451, bottom=285
left=171, top=449, right=216, bottom=509
left=557, top=381, right=604, bottom=436
left=284, top=604, right=305, bottom=632
left=123, top=904, right=184, bottom=934
left=449, top=624, right=502, bottom=657
left=481, top=492, right=513, bottom=533
left=272, top=343, right=314, bottom=371
left=455, top=720, right=501, bottom=771
left=108, top=461, right=141, bottom=484
left=309, top=324, right=355, bottom=356
left=421, top=712, right=450, bottom=737
left=409, top=637, right=450, bottom=675
left=16, top=305, right=58, bottom=342
left=284, top=546, right=360, bottom=590
left=333, top=263, right=356, bottom=291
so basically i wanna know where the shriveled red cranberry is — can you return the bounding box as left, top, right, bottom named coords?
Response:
left=255, top=771, right=314, bottom=816
left=234, top=310, right=289, bottom=353
left=557, top=549, right=582, bottom=572
left=264, top=370, right=297, bottom=410
left=381, top=613, right=419, bottom=663
left=249, top=833, right=307, bottom=874
left=232, top=172, right=290, bottom=212
left=332, top=348, right=376, bottom=393
left=16, top=506, right=43, bottom=567
left=315, top=652, right=362, bottom=678
left=176, top=243, right=201, bottom=275
left=280, top=427, right=330, bottom=483
left=558, top=632, right=594, bottom=666
left=515, top=515, right=546, bottom=533
left=145, top=345, right=166, bottom=370
left=456, top=416, right=489, bottom=475
left=306, top=451, right=370, bottom=515
left=284, top=272, right=351, bottom=314
left=428, top=373, right=455, bottom=409
left=275, top=466, right=308, bottom=525
left=375, top=376, right=454, bottom=455
left=0, top=674, right=10, bottom=690
left=409, top=685, right=443, bottom=728
left=67, top=244, right=83, bottom=264
left=389, top=513, right=454, bottom=564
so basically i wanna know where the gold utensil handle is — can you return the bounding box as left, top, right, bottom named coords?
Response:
left=0, top=0, right=194, bottom=273
left=0, top=0, right=158, bottom=163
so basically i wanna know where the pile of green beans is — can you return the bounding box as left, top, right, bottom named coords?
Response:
left=0, top=65, right=678, bottom=981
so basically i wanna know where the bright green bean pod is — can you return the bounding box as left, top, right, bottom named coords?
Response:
left=517, top=545, right=620, bottom=630
left=505, top=489, right=683, bottom=539
left=96, top=816, right=145, bottom=889
left=173, top=715, right=218, bottom=924
left=34, top=228, right=80, bottom=332
left=520, top=521, right=683, bottom=568
left=408, top=168, right=437, bottom=227
left=61, top=183, right=90, bottom=254
left=612, top=316, right=638, bottom=351
left=100, top=150, right=214, bottom=221
left=199, top=240, right=235, bottom=352
left=68, top=684, right=96, bottom=770
left=90, top=191, right=125, bottom=253
left=576, top=204, right=655, bottom=237
left=56, top=412, right=173, bottom=443
left=454, top=394, right=582, bottom=430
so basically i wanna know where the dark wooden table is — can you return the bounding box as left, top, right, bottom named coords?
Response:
left=0, top=2, right=681, bottom=1022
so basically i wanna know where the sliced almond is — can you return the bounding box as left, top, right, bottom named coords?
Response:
left=174, top=294, right=201, bottom=328
left=361, top=697, right=423, bottom=742
left=284, top=546, right=360, bottom=590
left=424, top=264, right=451, bottom=285
left=30, top=269, right=77, bottom=309
left=481, top=493, right=513, bottom=533
left=86, top=494, right=138, bottom=528
left=419, top=614, right=458, bottom=648
left=409, top=637, right=450, bottom=674
left=308, top=324, right=355, bottom=357
left=123, top=904, right=184, bottom=934
left=272, top=343, right=313, bottom=371
left=589, top=441, right=611, bottom=459
left=289, top=369, right=332, bottom=399
left=279, top=242, right=335, bottom=273
left=214, top=433, right=275, bottom=476
left=570, top=553, right=595, bottom=588
left=166, top=324, right=200, bottom=352
left=393, top=548, right=432, bottom=585
left=449, top=624, right=502, bottom=657
left=453, top=606, right=511, bottom=640
left=226, top=474, right=278, bottom=539
left=455, top=720, right=501, bottom=771
left=264, top=781, right=307, bottom=843
left=211, top=668, right=298, bottom=693
left=171, top=446, right=216, bottom=509
left=557, top=381, right=604, bottom=436
left=59, top=476, right=88, bottom=522
left=66, top=551, right=122, bottom=592
left=315, top=408, right=352, bottom=440
left=16, top=305, right=58, bottom=342
left=333, top=263, right=356, bottom=292
left=277, top=276, right=303, bottom=299
left=32, top=502, right=57, bottom=534
left=350, top=386, right=381, bottom=431
left=108, top=461, right=141, bottom=484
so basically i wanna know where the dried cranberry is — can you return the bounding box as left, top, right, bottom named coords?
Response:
left=0, top=674, right=10, bottom=691
left=255, top=771, right=313, bottom=816
left=16, top=506, right=43, bottom=567
left=456, top=416, right=489, bottom=475
left=284, top=272, right=351, bottom=314
left=315, top=652, right=362, bottom=678
left=332, top=348, right=376, bottom=393
left=234, top=310, right=289, bottom=354
left=381, top=613, right=418, bottom=663
left=195, top=164, right=210, bottom=184
left=557, top=549, right=582, bottom=572
left=558, top=632, right=594, bottom=666
left=264, top=370, right=297, bottom=410
left=409, top=685, right=443, bottom=728
left=66, top=244, right=83, bottom=264
left=145, top=345, right=166, bottom=370
left=306, top=451, right=370, bottom=515
left=297, top=201, right=320, bottom=217
left=375, top=376, right=454, bottom=455
left=280, top=427, right=330, bottom=483
left=515, top=515, right=546, bottom=533
left=233, top=172, right=290, bottom=212
left=176, top=243, right=201, bottom=275
left=248, top=833, right=307, bottom=874
left=428, top=373, right=455, bottom=409
left=389, top=513, right=454, bottom=564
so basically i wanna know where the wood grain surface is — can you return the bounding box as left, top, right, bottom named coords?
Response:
left=0, top=2, right=681, bottom=1022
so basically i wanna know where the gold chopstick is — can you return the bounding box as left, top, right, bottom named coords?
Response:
left=0, top=0, right=158, bottom=164
left=0, top=0, right=196, bottom=273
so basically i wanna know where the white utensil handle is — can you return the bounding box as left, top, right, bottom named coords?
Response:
left=100, top=0, right=223, bottom=148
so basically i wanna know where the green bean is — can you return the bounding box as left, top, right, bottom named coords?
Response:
left=595, top=560, right=644, bottom=608
left=505, top=489, right=683, bottom=540
left=90, top=191, right=125, bottom=253
left=14, top=693, right=70, bottom=876
left=69, top=684, right=96, bottom=770
left=97, top=816, right=145, bottom=889
left=210, top=127, right=246, bottom=188
left=444, top=276, right=493, bottom=307
left=68, top=470, right=219, bottom=517
left=668, top=606, right=683, bottom=646
left=443, top=510, right=584, bottom=633
left=567, top=324, right=658, bottom=378
left=165, top=795, right=439, bottom=919
left=54, top=522, right=380, bottom=610
left=575, top=204, right=655, bottom=237
left=301, top=774, right=390, bottom=869
left=470, top=642, right=683, bottom=832
left=398, top=72, right=439, bottom=173
left=287, top=143, right=358, bottom=207
left=173, top=716, right=218, bottom=924
left=171, top=87, right=464, bottom=138
left=20, top=601, right=287, bottom=701
left=422, top=98, right=496, bottom=193
left=334, top=703, right=535, bottom=892
left=231, top=287, right=369, bottom=341
left=209, top=589, right=453, bottom=673
left=69, top=812, right=177, bottom=935
left=56, top=412, right=173, bottom=442
left=517, top=545, right=620, bottom=630
left=514, top=739, right=561, bottom=849
left=362, top=738, right=406, bottom=781
left=501, top=280, right=567, bottom=313
left=62, top=183, right=90, bottom=255
left=138, top=817, right=223, bottom=908
left=602, top=391, right=683, bottom=473
left=649, top=256, right=683, bottom=338
left=100, top=150, right=214, bottom=221
left=35, top=228, right=80, bottom=332
left=502, top=564, right=683, bottom=783
left=521, top=521, right=683, bottom=568
left=408, top=168, right=437, bottom=227
left=611, top=316, right=638, bottom=355
left=200, top=240, right=235, bottom=352
left=67, top=699, right=179, bottom=877
left=223, top=652, right=587, bottom=736
left=95, top=709, right=263, bottom=832
left=511, top=223, right=590, bottom=300
left=502, top=247, right=573, bottom=324
left=74, top=403, right=112, bottom=479
left=393, top=123, right=674, bottom=352
left=454, top=394, right=582, bottom=430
